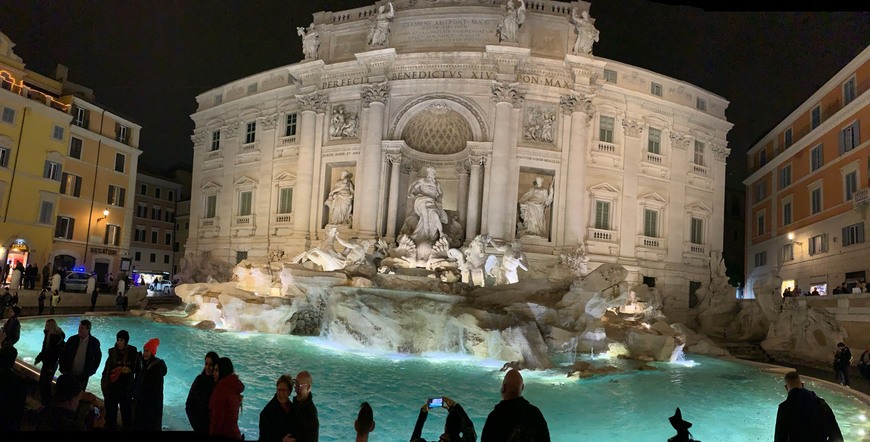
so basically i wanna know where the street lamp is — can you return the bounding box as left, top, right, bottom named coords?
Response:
left=83, top=208, right=110, bottom=272
left=97, top=208, right=110, bottom=223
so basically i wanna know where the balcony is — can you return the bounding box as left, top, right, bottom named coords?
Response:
left=234, top=215, right=254, bottom=225
left=280, top=135, right=298, bottom=146
left=640, top=152, right=668, bottom=178
left=589, top=141, right=621, bottom=168
left=239, top=142, right=258, bottom=153
left=684, top=242, right=707, bottom=255
left=637, top=235, right=664, bottom=249
left=687, top=162, right=713, bottom=190
left=636, top=235, right=666, bottom=261
left=690, top=163, right=709, bottom=176
left=587, top=227, right=617, bottom=242
left=274, top=213, right=294, bottom=224
left=200, top=217, right=219, bottom=228
left=204, top=150, right=222, bottom=161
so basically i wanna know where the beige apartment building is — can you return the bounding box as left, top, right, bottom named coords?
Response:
left=129, top=173, right=180, bottom=285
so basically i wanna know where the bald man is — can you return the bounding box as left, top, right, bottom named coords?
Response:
left=291, top=371, right=319, bottom=442
left=481, top=369, right=550, bottom=442
left=774, top=372, right=842, bottom=442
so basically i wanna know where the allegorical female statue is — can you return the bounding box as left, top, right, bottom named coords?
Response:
left=571, top=9, right=599, bottom=55
left=367, top=2, right=394, bottom=47
left=497, top=0, right=525, bottom=43
left=325, top=170, right=354, bottom=226
left=297, top=23, right=320, bottom=60
left=517, top=176, right=554, bottom=238
left=407, top=166, right=449, bottom=243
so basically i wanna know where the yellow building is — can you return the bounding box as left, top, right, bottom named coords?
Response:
left=0, top=32, right=71, bottom=279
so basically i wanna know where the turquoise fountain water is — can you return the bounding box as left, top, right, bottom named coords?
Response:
left=15, top=315, right=870, bottom=441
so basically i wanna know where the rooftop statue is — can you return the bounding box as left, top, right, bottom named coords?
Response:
left=368, top=2, right=395, bottom=47
left=571, top=9, right=599, bottom=55
left=297, top=23, right=320, bottom=60
left=497, top=0, right=525, bottom=44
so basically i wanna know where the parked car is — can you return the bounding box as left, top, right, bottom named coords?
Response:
left=148, top=279, right=174, bottom=294
left=62, top=271, right=91, bottom=293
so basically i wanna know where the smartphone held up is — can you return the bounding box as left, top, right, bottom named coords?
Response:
left=427, top=397, right=443, bottom=409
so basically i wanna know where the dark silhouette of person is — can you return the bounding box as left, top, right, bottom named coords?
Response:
left=774, top=371, right=843, bottom=441
left=186, top=351, right=219, bottom=433
left=481, top=369, right=550, bottom=442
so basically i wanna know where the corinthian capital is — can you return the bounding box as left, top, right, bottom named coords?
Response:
left=361, top=81, right=390, bottom=108
left=491, top=81, right=524, bottom=107
left=622, top=118, right=644, bottom=138
left=669, top=131, right=692, bottom=150
left=296, top=92, right=328, bottom=113
left=712, top=143, right=731, bottom=162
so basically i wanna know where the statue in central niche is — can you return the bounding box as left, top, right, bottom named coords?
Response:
left=324, top=170, right=354, bottom=226
left=407, top=166, right=448, bottom=242
left=517, top=176, right=554, bottom=239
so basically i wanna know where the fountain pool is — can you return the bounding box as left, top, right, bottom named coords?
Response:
left=15, top=315, right=870, bottom=441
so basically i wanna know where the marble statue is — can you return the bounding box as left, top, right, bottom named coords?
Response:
left=297, top=23, right=320, bottom=60
left=325, top=170, right=354, bottom=226
left=330, top=105, right=359, bottom=138
left=517, top=176, right=554, bottom=238
left=497, top=0, right=525, bottom=43
left=367, top=2, right=395, bottom=47
left=290, top=226, right=370, bottom=271
left=561, top=243, right=590, bottom=276
left=486, top=238, right=528, bottom=284
left=407, top=166, right=449, bottom=243
left=463, top=234, right=490, bottom=287
left=571, top=9, right=599, bottom=55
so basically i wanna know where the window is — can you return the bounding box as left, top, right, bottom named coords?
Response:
left=811, top=105, right=821, bottom=129
left=204, top=194, right=217, bottom=219
left=693, top=140, right=705, bottom=166
left=214, top=94, right=222, bottom=105
left=690, top=217, right=704, bottom=244
left=811, top=144, right=824, bottom=171
left=73, top=106, right=89, bottom=127
left=104, top=224, right=120, bottom=246
left=211, top=130, right=221, bottom=151
left=0, top=147, right=9, bottom=168
left=784, top=128, right=793, bottom=147
left=114, top=153, right=125, bottom=173
left=168, top=191, right=174, bottom=202
left=278, top=187, right=293, bottom=214
left=696, top=97, right=706, bottom=111
left=844, top=77, right=857, bottom=105
left=173, top=242, right=180, bottom=252
left=599, top=116, right=614, bottom=143
left=643, top=209, right=658, bottom=237
left=152, top=208, right=162, bottom=221
left=116, top=124, right=129, bottom=144
left=60, top=173, right=82, bottom=197
left=140, top=184, right=147, bottom=195
left=651, top=82, right=662, bottom=97
left=781, top=244, right=794, bottom=263
left=842, top=222, right=865, bottom=247
left=245, top=122, right=256, bottom=144
left=811, top=188, right=822, bottom=215
left=754, top=251, right=767, bottom=267
left=135, top=227, right=146, bottom=242
left=134, top=252, right=141, bottom=261
left=247, top=83, right=258, bottom=94
left=52, top=125, right=64, bottom=141
left=782, top=202, right=792, bottom=225
left=647, top=128, right=661, bottom=154
left=43, top=161, right=62, bottom=181
left=809, top=234, right=828, bottom=255
left=839, top=121, right=860, bottom=154
left=150, top=253, right=156, bottom=263
left=595, top=200, right=611, bottom=230
left=2, top=107, right=15, bottom=124
left=603, top=69, right=617, bottom=83
left=69, top=137, right=82, bottom=159
left=165, top=232, right=172, bottom=246
left=239, top=191, right=252, bottom=216
left=754, top=182, right=766, bottom=203
left=155, top=188, right=161, bottom=199
left=54, top=216, right=75, bottom=239
left=285, top=113, right=298, bottom=137
left=845, top=170, right=858, bottom=201
left=779, top=165, right=791, bottom=189
left=759, top=149, right=767, bottom=166
left=165, top=211, right=173, bottom=223
left=756, top=213, right=765, bottom=236
left=108, top=185, right=126, bottom=207
left=151, top=230, right=158, bottom=244
left=164, top=255, right=170, bottom=264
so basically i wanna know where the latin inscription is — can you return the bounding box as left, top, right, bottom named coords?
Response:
left=391, top=17, right=500, bottom=47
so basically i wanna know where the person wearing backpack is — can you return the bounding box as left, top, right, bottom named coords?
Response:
left=481, top=369, right=550, bottom=442
left=774, top=371, right=843, bottom=442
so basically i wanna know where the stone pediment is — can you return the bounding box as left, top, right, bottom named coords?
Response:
left=685, top=201, right=712, bottom=215
left=639, top=192, right=667, bottom=206
left=234, top=176, right=258, bottom=187
left=274, top=172, right=297, bottom=186
left=588, top=182, right=619, bottom=197
left=201, top=181, right=222, bottom=193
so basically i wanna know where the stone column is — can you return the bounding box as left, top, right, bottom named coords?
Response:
left=711, top=142, right=730, bottom=254
left=293, top=92, right=327, bottom=240
left=466, top=156, right=485, bottom=241
left=385, top=153, right=402, bottom=242
left=486, top=81, right=523, bottom=240
left=560, top=94, right=594, bottom=247
left=666, top=131, right=691, bottom=263
left=357, top=82, right=390, bottom=239
left=619, top=118, right=644, bottom=261
left=457, top=161, right=469, bottom=230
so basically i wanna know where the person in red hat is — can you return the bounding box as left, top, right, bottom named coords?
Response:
left=133, top=338, right=167, bottom=431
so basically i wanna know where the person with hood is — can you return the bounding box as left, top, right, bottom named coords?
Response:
left=410, top=396, right=476, bottom=442
left=774, top=371, right=843, bottom=441
left=34, top=318, right=65, bottom=406
left=42, top=263, right=51, bottom=289
left=133, top=338, right=167, bottom=431
left=58, top=319, right=102, bottom=392
left=259, top=373, right=296, bottom=442
left=101, top=330, right=139, bottom=430
left=186, top=351, right=219, bottom=433
left=859, top=345, right=870, bottom=380
left=481, top=369, right=549, bottom=442
left=210, top=356, right=245, bottom=439
left=87, top=274, right=98, bottom=312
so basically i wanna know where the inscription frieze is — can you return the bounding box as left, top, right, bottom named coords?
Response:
left=391, top=17, right=500, bottom=48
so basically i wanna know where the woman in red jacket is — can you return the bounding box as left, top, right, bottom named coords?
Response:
left=209, top=357, right=245, bottom=439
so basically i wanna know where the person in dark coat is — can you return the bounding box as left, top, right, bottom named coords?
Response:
left=0, top=340, right=26, bottom=431
left=859, top=346, right=870, bottom=380
left=210, top=357, right=245, bottom=440
left=259, top=373, right=297, bottom=442
left=292, top=370, right=319, bottom=442
left=37, top=288, right=48, bottom=315
left=1, top=306, right=21, bottom=347
left=59, top=319, right=102, bottom=392
left=833, top=342, right=852, bottom=387
left=42, top=263, right=51, bottom=289
left=133, top=338, right=167, bottom=431
left=34, top=318, right=66, bottom=406
left=774, top=371, right=843, bottom=441
left=481, top=369, right=550, bottom=442
left=35, top=374, right=106, bottom=431
left=186, top=351, right=219, bottom=433
left=410, top=396, right=476, bottom=442
left=101, top=330, right=139, bottom=430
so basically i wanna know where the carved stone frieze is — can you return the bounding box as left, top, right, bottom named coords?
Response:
left=669, top=131, right=692, bottom=150
left=225, top=124, right=239, bottom=139
left=621, top=118, right=644, bottom=138
left=260, top=114, right=279, bottom=130
left=523, top=105, right=557, bottom=143
left=491, top=81, right=524, bottom=107
left=296, top=92, right=328, bottom=113
left=330, top=105, right=360, bottom=139
left=361, top=81, right=390, bottom=108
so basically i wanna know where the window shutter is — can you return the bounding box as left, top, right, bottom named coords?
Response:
left=74, top=176, right=82, bottom=197
left=822, top=234, right=828, bottom=253
left=68, top=217, right=75, bottom=239
left=839, top=129, right=846, bottom=155
left=83, top=109, right=90, bottom=128
left=60, top=173, right=68, bottom=193
left=119, top=187, right=126, bottom=207
left=55, top=216, right=63, bottom=237
left=842, top=226, right=850, bottom=246
left=104, top=226, right=109, bottom=244
left=115, top=122, right=121, bottom=141
left=43, top=161, right=51, bottom=178
left=853, top=121, right=861, bottom=146
left=108, top=186, right=114, bottom=204
left=859, top=223, right=866, bottom=244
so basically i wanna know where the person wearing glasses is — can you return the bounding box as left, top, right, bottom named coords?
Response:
left=290, top=371, right=319, bottom=442
left=186, top=351, right=219, bottom=434
left=260, top=373, right=297, bottom=442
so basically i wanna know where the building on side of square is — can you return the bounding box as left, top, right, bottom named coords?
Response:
left=187, top=0, right=731, bottom=323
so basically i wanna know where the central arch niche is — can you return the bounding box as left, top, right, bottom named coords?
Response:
left=401, top=104, right=473, bottom=155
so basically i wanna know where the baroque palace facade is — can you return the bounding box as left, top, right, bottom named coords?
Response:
left=188, top=0, right=731, bottom=321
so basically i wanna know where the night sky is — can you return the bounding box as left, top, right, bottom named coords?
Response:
left=0, top=1, right=867, bottom=186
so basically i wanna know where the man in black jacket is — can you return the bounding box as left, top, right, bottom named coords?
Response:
left=59, top=319, right=102, bottom=392
left=481, top=369, right=550, bottom=442
left=774, top=371, right=843, bottom=442
left=259, top=373, right=296, bottom=442
left=292, top=370, right=319, bottom=442
left=834, top=342, right=852, bottom=387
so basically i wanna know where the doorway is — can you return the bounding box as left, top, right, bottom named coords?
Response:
left=94, top=260, right=110, bottom=292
